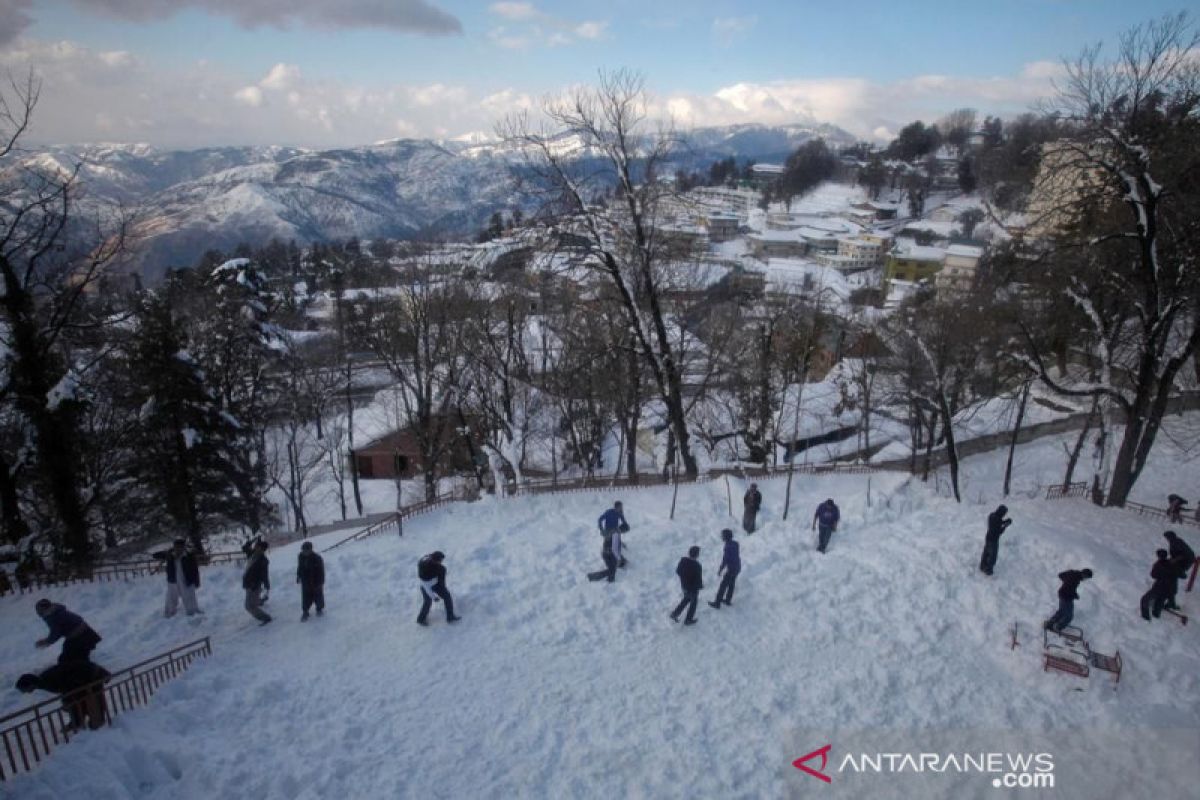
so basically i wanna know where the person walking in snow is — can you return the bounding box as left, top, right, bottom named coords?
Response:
left=1140, top=550, right=1176, bottom=621
left=595, top=501, right=628, bottom=581
left=1163, top=531, right=1195, bottom=610
left=709, top=529, right=741, bottom=609
left=1045, top=568, right=1092, bottom=633
left=241, top=538, right=272, bottom=625
left=417, top=551, right=459, bottom=626
left=16, top=660, right=111, bottom=732
left=296, top=542, right=325, bottom=621
left=671, top=546, right=704, bottom=625
left=1166, top=494, right=1188, bottom=523
left=153, top=538, right=202, bottom=617
left=978, top=504, right=1012, bottom=576
left=811, top=498, right=840, bottom=553
left=34, top=600, right=102, bottom=665
left=743, top=484, right=763, bottom=534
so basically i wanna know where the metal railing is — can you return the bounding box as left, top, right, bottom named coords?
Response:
left=1044, top=482, right=1090, bottom=500
left=0, top=637, right=213, bottom=781
left=0, top=552, right=248, bottom=599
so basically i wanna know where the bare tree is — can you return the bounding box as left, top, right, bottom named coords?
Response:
left=1018, top=13, right=1200, bottom=506
left=0, top=72, right=128, bottom=564
left=500, top=70, right=703, bottom=477
left=352, top=260, right=470, bottom=501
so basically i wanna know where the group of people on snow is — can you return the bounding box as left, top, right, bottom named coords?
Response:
left=588, top=493, right=837, bottom=627
left=976, top=504, right=1197, bottom=630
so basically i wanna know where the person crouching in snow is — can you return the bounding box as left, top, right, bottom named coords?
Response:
left=16, top=660, right=111, bottom=732
left=671, top=546, right=704, bottom=625
left=241, top=538, right=272, bottom=625
left=153, top=538, right=202, bottom=617
left=1045, top=568, right=1092, bottom=632
left=417, top=551, right=459, bottom=626
left=34, top=600, right=102, bottom=664
left=296, top=542, right=325, bottom=621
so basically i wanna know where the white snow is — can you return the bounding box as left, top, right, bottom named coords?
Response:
left=3, top=434, right=1200, bottom=798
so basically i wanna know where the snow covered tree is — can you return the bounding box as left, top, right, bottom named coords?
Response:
left=186, top=259, right=282, bottom=535
left=1017, top=12, right=1200, bottom=507
left=123, top=291, right=243, bottom=552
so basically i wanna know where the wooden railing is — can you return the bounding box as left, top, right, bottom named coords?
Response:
left=0, top=637, right=213, bottom=781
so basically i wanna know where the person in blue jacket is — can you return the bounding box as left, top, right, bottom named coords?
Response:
left=709, top=529, right=741, bottom=608
left=596, top=501, right=629, bottom=581
left=812, top=498, right=840, bottom=553
left=34, top=600, right=102, bottom=664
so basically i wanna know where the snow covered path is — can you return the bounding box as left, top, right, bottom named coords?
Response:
left=3, top=445, right=1200, bottom=798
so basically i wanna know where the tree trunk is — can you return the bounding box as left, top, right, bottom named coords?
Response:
left=1062, top=397, right=1098, bottom=486
left=938, top=394, right=961, bottom=503
left=1003, top=382, right=1031, bottom=497
left=0, top=453, right=31, bottom=545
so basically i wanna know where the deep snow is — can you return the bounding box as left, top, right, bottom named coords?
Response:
left=2, top=438, right=1199, bottom=799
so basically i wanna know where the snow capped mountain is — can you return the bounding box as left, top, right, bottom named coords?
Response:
left=13, top=123, right=856, bottom=283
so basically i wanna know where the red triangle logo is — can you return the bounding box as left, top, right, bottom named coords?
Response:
left=793, top=744, right=833, bottom=783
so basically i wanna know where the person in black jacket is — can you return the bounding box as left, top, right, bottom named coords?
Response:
left=709, top=529, right=741, bottom=609
left=296, top=542, right=325, bottom=621
left=978, top=505, right=1011, bottom=576
left=34, top=600, right=102, bottom=664
left=1045, top=568, right=1092, bottom=632
left=1141, top=550, right=1176, bottom=621
left=153, top=538, right=202, bottom=617
left=241, top=538, right=272, bottom=625
left=16, top=660, right=111, bottom=732
left=743, top=484, right=763, bottom=534
left=417, top=551, right=460, bottom=626
left=671, top=546, right=704, bottom=625
left=1163, top=531, right=1195, bottom=610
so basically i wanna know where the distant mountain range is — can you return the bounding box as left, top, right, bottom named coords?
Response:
left=19, top=122, right=855, bottom=283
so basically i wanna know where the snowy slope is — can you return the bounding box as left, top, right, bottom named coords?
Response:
left=2, top=441, right=1199, bottom=798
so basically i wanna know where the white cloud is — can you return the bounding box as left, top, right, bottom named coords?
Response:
left=259, top=62, right=300, bottom=91
left=233, top=85, right=263, bottom=106
left=712, top=16, right=756, bottom=47
left=485, top=3, right=607, bottom=48
left=488, top=2, right=537, bottom=21
left=0, top=37, right=1064, bottom=148
left=573, top=21, right=607, bottom=41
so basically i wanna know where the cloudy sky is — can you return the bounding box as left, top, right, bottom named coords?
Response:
left=0, top=0, right=1188, bottom=149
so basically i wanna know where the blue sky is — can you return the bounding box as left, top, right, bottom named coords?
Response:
left=0, top=1, right=1191, bottom=148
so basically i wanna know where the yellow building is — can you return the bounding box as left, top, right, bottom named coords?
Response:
left=885, top=242, right=945, bottom=284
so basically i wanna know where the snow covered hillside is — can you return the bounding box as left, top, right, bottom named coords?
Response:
left=3, top=442, right=1199, bottom=799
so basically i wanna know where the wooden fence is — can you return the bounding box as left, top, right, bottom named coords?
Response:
left=0, top=637, right=213, bottom=781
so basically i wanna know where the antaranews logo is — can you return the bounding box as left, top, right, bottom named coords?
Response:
left=792, top=745, right=833, bottom=784
left=792, top=744, right=1055, bottom=789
